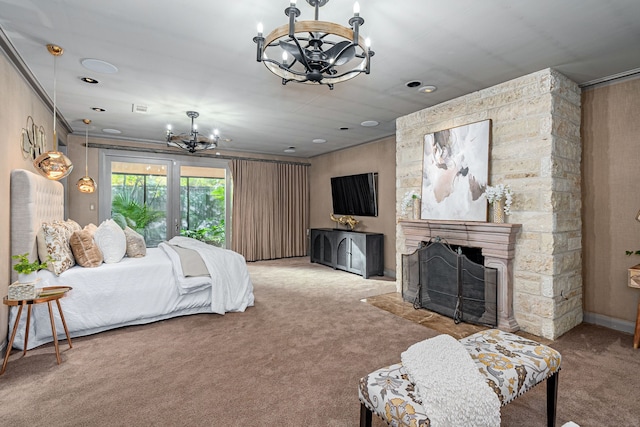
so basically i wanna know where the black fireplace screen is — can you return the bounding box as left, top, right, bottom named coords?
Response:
left=402, top=239, right=497, bottom=327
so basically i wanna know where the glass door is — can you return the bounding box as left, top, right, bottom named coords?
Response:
left=100, top=153, right=174, bottom=247
left=99, top=150, right=231, bottom=248
left=179, top=165, right=227, bottom=247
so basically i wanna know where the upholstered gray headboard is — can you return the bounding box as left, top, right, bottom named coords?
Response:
left=10, top=169, right=64, bottom=281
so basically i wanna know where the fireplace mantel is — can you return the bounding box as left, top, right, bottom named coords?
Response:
left=398, top=219, right=522, bottom=331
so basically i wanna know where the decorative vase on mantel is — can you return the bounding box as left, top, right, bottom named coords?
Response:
left=412, top=198, right=422, bottom=220
left=492, top=200, right=505, bottom=223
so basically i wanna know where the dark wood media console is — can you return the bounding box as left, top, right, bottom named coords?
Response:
left=310, top=228, right=384, bottom=278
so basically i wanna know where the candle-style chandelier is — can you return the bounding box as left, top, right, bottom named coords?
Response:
left=253, top=0, right=374, bottom=90
left=166, top=111, right=219, bottom=153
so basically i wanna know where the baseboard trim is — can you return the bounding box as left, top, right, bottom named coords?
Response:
left=583, top=311, right=635, bottom=335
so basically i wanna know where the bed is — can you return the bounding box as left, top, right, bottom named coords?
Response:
left=8, top=169, right=254, bottom=350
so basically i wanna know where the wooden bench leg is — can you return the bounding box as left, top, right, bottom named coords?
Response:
left=360, top=402, right=372, bottom=427
left=546, top=372, right=559, bottom=427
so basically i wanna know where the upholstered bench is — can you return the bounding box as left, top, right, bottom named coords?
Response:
left=358, top=329, right=561, bottom=427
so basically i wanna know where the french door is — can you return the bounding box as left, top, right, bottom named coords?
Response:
left=99, top=150, right=230, bottom=247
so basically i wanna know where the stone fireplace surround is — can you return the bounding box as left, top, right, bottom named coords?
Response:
left=394, top=69, right=583, bottom=339
left=399, top=220, right=521, bottom=332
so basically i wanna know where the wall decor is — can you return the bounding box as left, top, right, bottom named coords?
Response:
left=20, top=116, right=46, bottom=161
left=421, top=119, right=491, bottom=221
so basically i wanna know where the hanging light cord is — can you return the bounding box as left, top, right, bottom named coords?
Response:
left=52, top=51, right=57, bottom=151
left=84, top=124, right=89, bottom=175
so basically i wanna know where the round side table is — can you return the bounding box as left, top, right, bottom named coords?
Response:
left=1, top=286, right=73, bottom=375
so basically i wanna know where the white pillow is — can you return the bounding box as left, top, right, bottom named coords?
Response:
left=93, top=219, right=126, bottom=264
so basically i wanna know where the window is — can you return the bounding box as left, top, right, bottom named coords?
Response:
left=99, top=150, right=230, bottom=248
left=180, top=166, right=226, bottom=247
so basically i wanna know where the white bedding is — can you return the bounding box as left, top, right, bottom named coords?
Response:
left=8, top=169, right=254, bottom=352
left=162, top=236, right=254, bottom=314
left=9, top=244, right=254, bottom=350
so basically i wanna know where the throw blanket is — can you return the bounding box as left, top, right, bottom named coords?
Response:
left=166, top=237, right=254, bottom=314
left=401, top=334, right=501, bottom=427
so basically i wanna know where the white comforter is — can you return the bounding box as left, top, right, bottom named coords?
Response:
left=8, top=240, right=254, bottom=350
left=162, top=236, right=254, bottom=314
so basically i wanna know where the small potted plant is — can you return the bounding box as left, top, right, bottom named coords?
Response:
left=12, top=253, right=49, bottom=283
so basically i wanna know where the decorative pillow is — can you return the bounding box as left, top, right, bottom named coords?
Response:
left=36, top=219, right=81, bottom=275
left=70, top=230, right=104, bottom=268
left=83, top=223, right=98, bottom=236
left=93, top=219, right=126, bottom=264
left=123, top=227, right=146, bottom=258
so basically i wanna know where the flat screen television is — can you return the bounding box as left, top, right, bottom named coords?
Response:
left=331, top=172, right=378, bottom=217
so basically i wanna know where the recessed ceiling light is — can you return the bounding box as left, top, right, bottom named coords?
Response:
left=406, top=80, right=422, bottom=88
left=418, top=85, right=437, bottom=93
left=361, top=120, right=379, bottom=127
left=284, top=146, right=296, bottom=153
left=102, top=128, right=121, bottom=134
left=222, top=138, right=233, bottom=143
left=312, top=138, right=326, bottom=144
left=81, top=58, right=118, bottom=74
left=91, top=107, right=106, bottom=112
left=81, top=77, right=99, bottom=84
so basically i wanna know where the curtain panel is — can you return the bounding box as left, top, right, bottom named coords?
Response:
left=230, top=159, right=309, bottom=261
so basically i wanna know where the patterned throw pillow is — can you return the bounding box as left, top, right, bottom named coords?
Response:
left=70, top=230, right=104, bottom=268
left=123, top=227, right=146, bottom=258
left=83, top=223, right=98, bottom=236
left=37, top=219, right=82, bottom=275
left=93, top=219, right=126, bottom=264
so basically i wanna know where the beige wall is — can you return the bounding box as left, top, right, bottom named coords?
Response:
left=0, top=51, right=68, bottom=352
left=582, top=77, right=640, bottom=327
left=309, top=136, right=397, bottom=276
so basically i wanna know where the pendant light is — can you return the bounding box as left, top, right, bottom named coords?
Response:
left=76, top=119, right=96, bottom=193
left=33, top=44, right=73, bottom=180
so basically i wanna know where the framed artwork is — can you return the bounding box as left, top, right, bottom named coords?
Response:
left=421, top=119, right=491, bottom=221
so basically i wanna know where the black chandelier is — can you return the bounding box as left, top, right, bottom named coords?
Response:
left=253, top=0, right=374, bottom=90
left=166, top=111, right=219, bottom=153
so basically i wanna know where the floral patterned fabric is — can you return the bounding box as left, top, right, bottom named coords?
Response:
left=37, top=219, right=82, bottom=275
left=359, top=363, right=430, bottom=427
left=459, top=329, right=561, bottom=405
left=358, top=329, right=561, bottom=427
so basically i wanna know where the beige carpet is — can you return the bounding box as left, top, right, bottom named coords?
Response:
left=1, top=257, right=639, bottom=426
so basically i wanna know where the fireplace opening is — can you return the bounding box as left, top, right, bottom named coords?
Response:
left=402, top=238, right=498, bottom=327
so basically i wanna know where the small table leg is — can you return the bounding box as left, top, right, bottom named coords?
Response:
left=1, top=305, right=24, bottom=375
left=47, top=301, right=61, bottom=365
left=24, top=305, right=32, bottom=356
left=56, top=299, right=72, bottom=348
left=634, top=300, right=640, bottom=349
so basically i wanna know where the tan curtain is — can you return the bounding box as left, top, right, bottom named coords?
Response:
left=230, top=159, right=309, bottom=261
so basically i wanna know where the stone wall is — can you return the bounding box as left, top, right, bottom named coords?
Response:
left=395, top=68, right=582, bottom=339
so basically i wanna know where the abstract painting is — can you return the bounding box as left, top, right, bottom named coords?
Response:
left=421, top=120, right=490, bottom=221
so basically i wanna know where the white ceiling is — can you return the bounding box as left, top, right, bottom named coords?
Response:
left=1, top=0, right=639, bottom=158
